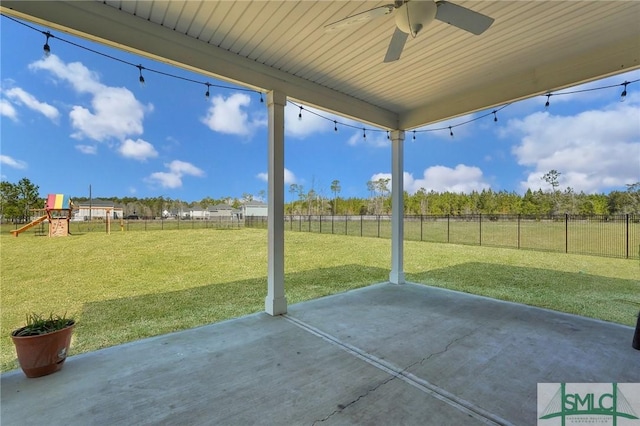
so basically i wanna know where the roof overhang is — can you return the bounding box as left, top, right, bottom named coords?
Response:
left=2, top=1, right=639, bottom=130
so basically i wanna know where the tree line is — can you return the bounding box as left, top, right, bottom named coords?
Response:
left=1, top=173, right=638, bottom=223
left=288, top=172, right=639, bottom=216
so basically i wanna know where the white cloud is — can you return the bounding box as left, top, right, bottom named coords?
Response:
left=504, top=100, right=640, bottom=193
left=0, top=99, right=18, bottom=121
left=285, top=103, right=363, bottom=140
left=118, top=138, right=158, bottom=161
left=0, top=155, right=27, bottom=169
left=29, top=55, right=151, bottom=142
left=146, top=160, right=205, bottom=189
left=167, top=160, right=205, bottom=177
left=370, top=164, right=490, bottom=194
left=201, top=93, right=263, bottom=136
left=75, top=145, right=97, bottom=155
left=4, top=87, right=59, bottom=121
left=256, top=168, right=297, bottom=185
left=286, top=104, right=333, bottom=139
left=347, top=130, right=390, bottom=148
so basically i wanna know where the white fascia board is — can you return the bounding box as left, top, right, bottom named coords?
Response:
left=1, top=1, right=398, bottom=130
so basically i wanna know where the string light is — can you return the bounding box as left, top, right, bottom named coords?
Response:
left=620, top=81, right=628, bottom=102
left=137, top=64, right=145, bottom=86
left=387, top=131, right=390, bottom=140
left=5, top=15, right=637, bottom=141
left=43, top=31, right=52, bottom=56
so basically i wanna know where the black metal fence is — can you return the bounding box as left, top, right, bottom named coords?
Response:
left=246, top=214, right=639, bottom=260
left=8, top=213, right=638, bottom=259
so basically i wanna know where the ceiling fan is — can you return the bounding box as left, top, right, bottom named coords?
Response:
left=324, top=0, right=495, bottom=63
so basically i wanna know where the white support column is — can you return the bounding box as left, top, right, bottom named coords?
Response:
left=265, top=90, right=287, bottom=315
left=389, top=129, right=405, bottom=284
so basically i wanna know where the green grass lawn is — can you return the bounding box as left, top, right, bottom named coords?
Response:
left=1, top=228, right=638, bottom=373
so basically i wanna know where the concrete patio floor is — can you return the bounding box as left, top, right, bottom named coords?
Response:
left=2, top=282, right=638, bottom=425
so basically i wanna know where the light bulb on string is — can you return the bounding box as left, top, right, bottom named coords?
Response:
left=413, top=130, right=416, bottom=140
left=545, top=93, right=551, bottom=110
left=493, top=111, right=498, bottom=122
left=204, top=83, right=211, bottom=100
left=137, top=65, right=145, bottom=87
left=43, top=31, right=52, bottom=57
left=334, top=121, right=338, bottom=132
left=363, top=128, right=366, bottom=139
left=449, top=127, right=454, bottom=138
left=620, top=82, right=628, bottom=102
left=387, top=131, right=390, bottom=140
left=260, top=93, right=264, bottom=103
left=298, top=106, right=303, bottom=120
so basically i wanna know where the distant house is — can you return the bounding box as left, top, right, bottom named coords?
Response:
left=188, top=204, right=208, bottom=220
left=209, top=204, right=241, bottom=219
left=209, top=204, right=233, bottom=217
left=242, top=201, right=268, bottom=218
left=73, top=199, right=123, bottom=221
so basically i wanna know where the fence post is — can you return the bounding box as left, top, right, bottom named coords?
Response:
left=447, top=214, right=450, bottom=243
left=517, top=214, right=521, bottom=249
left=565, top=213, right=568, bottom=253
left=479, top=213, right=482, bottom=246
left=377, top=215, right=381, bottom=238
left=626, top=213, right=629, bottom=259
left=332, top=214, right=334, bottom=234
left=360, top=215, right=363, bottom=237
left=308, top=215, right=311, bottom=232
left=319, top=215, right=322, bottom=234
left=420, top=214, right=423, bottom=241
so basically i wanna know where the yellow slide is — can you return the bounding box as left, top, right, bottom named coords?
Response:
left=10, top=215, right=48, bottom=237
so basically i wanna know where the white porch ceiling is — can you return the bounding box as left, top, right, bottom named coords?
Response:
left=2, top=1, right=639, bottom=130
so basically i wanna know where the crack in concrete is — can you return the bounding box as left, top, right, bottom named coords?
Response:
left=311, top=329, right=477, bottom=425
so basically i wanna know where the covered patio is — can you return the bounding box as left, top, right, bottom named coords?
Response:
left=1, top=1, right=639, bottom=424
left=2, top=283, right=639, bottom=424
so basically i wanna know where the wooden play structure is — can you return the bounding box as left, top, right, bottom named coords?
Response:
left=11, top=194, right=74, bottom=237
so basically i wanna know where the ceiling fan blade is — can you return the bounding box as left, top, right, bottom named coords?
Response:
left=384, top=27, right=409, bottom=63
left=435, top=1, right=494, bottom=35
left=325, top=5, right=395, bottom=32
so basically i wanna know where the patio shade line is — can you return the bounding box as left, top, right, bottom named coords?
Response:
left=282, top=314, right=512, bottom=426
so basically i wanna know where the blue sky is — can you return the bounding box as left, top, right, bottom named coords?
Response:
left=1, top=16, right=639, bottom=203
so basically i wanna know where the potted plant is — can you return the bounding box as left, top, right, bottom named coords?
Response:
left=10, top=313, right=75, bottom=378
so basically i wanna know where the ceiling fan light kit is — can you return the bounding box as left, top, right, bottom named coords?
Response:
left=395, top=1, right=437, bottom=36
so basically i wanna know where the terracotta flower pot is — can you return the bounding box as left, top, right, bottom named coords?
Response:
left=11, top=322, right=75, bottom=378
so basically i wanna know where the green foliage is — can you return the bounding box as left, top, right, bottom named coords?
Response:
left=0, top=178, right=41, bottom=222
left=12, top=313, right=74, bottom=337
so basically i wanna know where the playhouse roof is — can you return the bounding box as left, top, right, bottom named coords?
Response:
left=46, top=194, right=71, bottom=211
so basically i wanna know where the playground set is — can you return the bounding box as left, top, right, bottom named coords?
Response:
left=11, top=194, right=74, bottom=237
